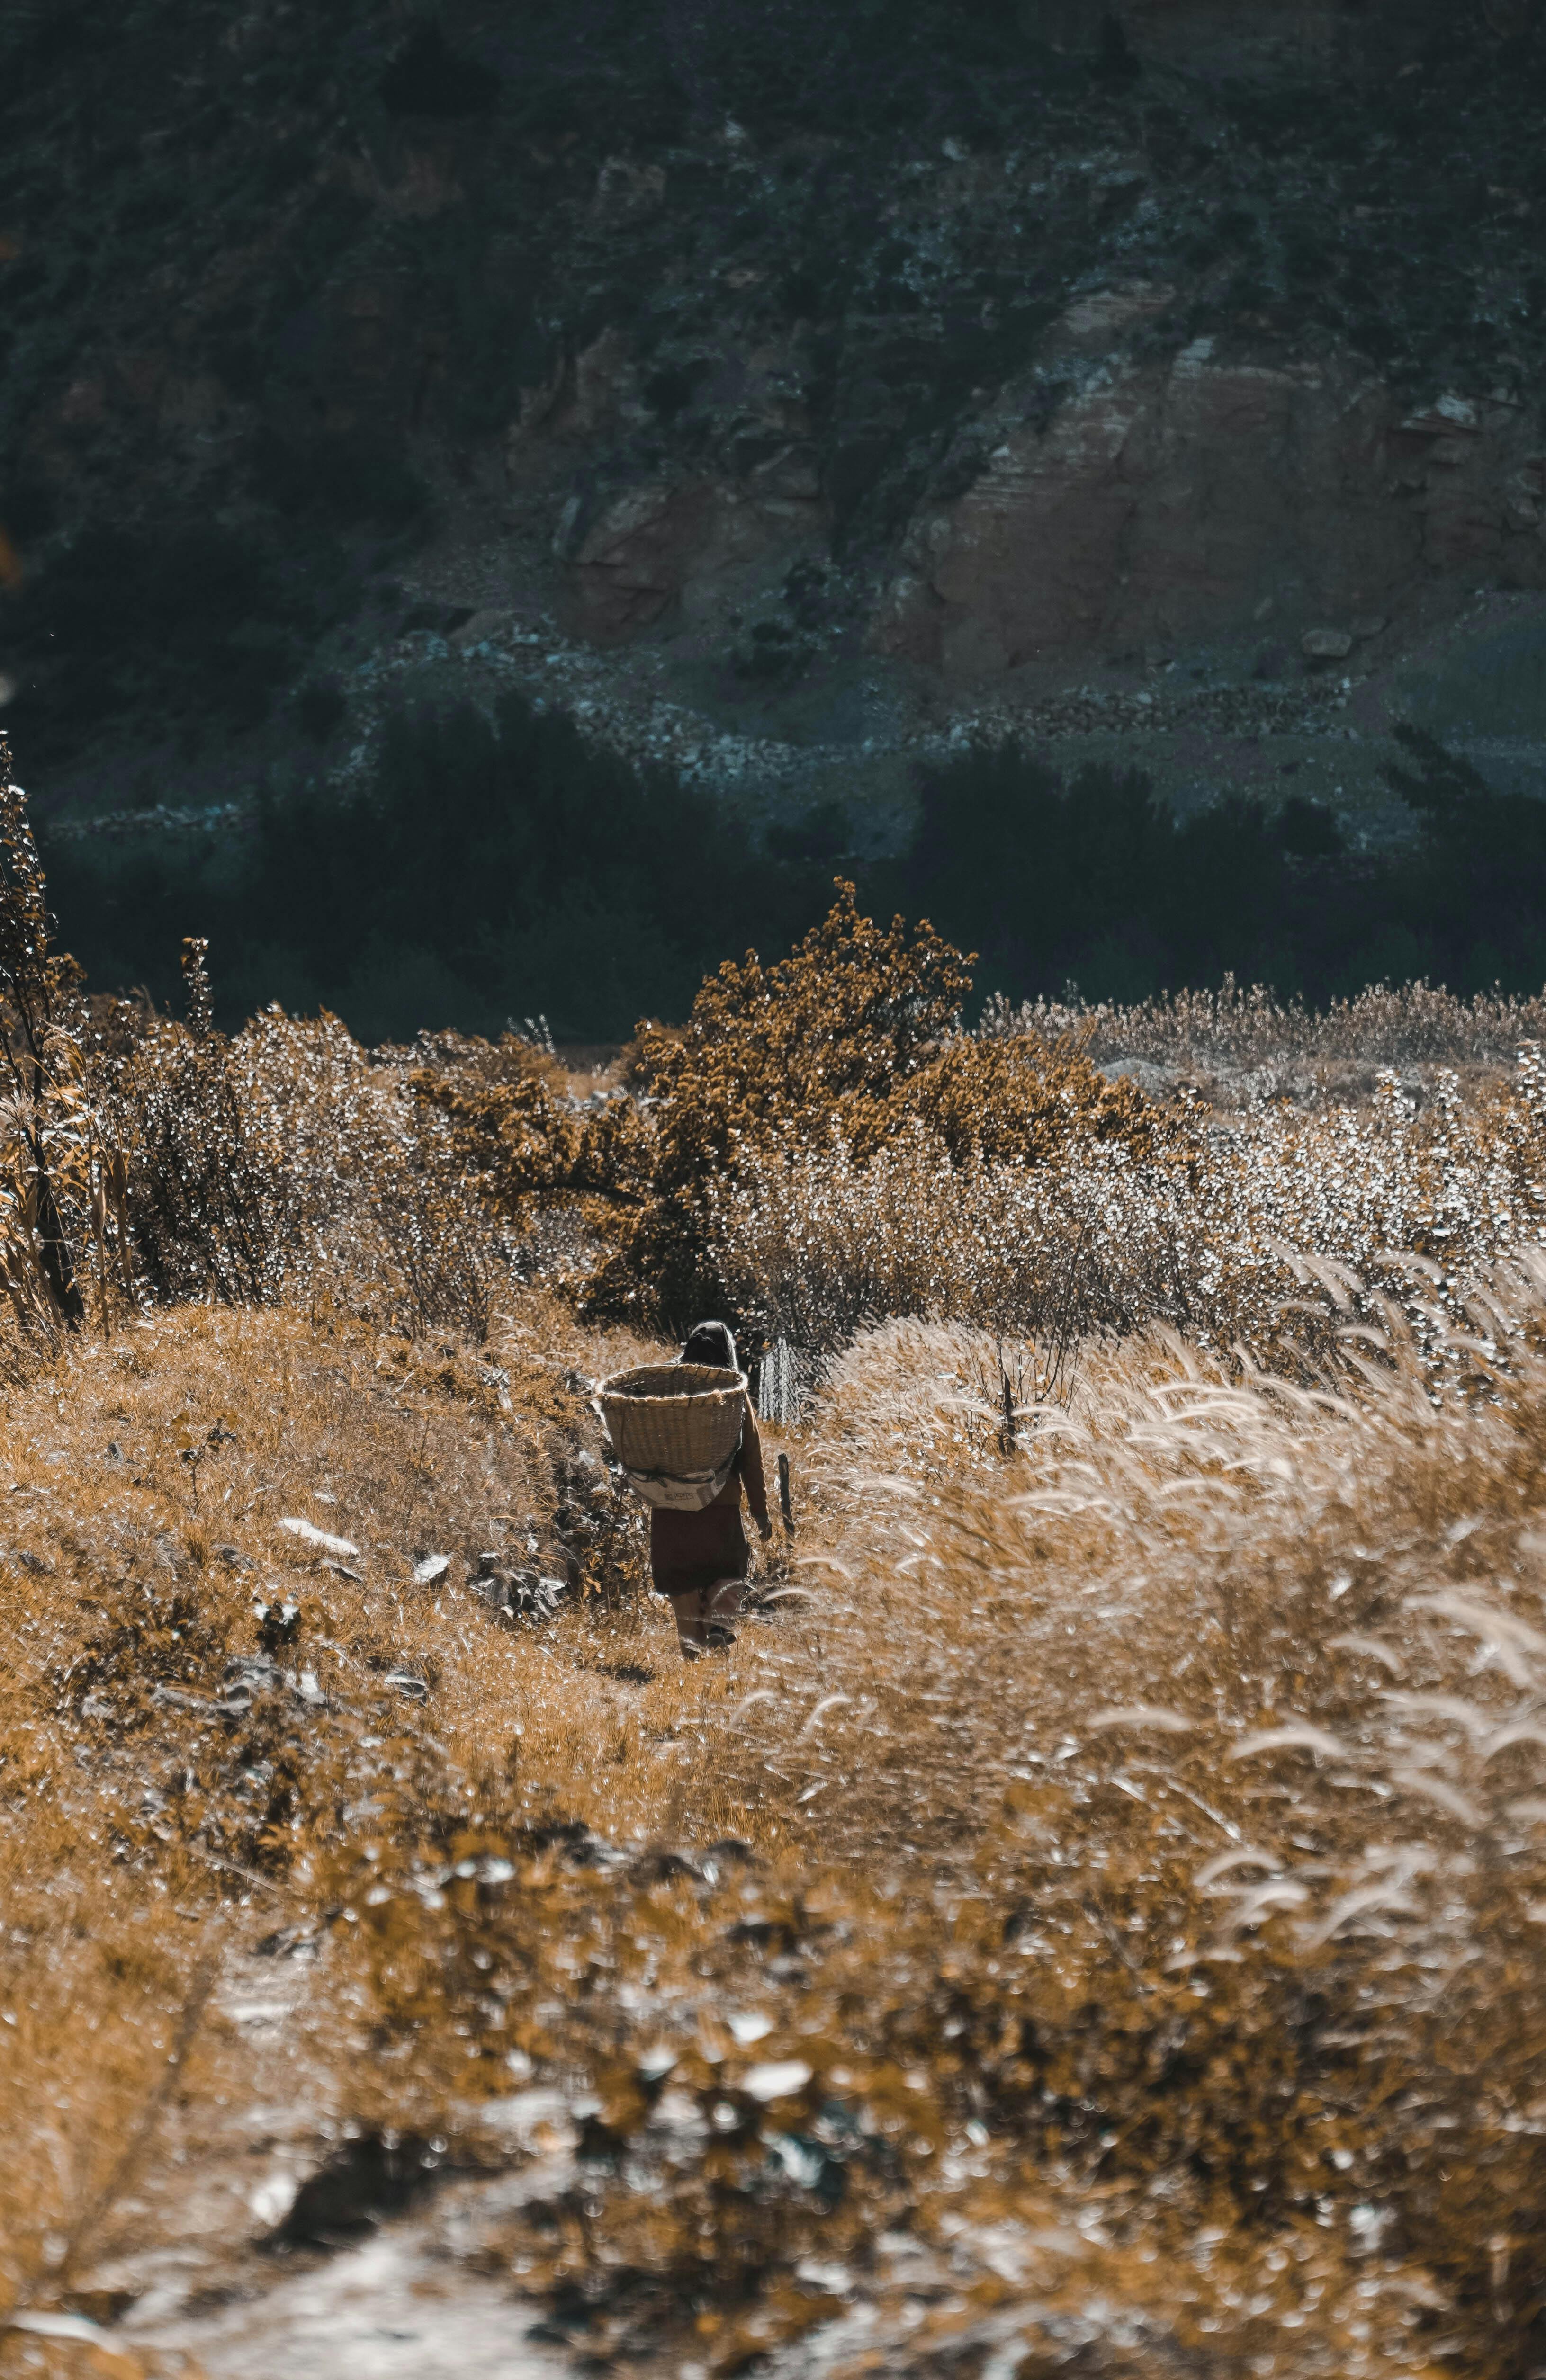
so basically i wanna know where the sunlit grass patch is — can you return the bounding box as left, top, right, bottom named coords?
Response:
left=290, top=1298, right=1546, bottom=2377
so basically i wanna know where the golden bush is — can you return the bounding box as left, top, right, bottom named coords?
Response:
left=581, top=884, right=1172, bottom=1330
left=896, top=1027, right=1174, bottom=1171
left=406, top=1028, right=581, bottom=1217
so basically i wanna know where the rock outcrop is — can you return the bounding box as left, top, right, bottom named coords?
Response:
left=565, top=470, right=826, bottom=643
left=870, top=328, right=1546, bottom=677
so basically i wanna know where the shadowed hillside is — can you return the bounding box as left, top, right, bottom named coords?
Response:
left=1, top=0, right=1543, bottom=1021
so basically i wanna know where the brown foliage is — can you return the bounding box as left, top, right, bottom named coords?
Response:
left=896, top=1028, right=1170, bottom=1170
left=578, top=884, right=1170, bottom=1331
left=581, top=882, right=973, bottom=1324
left=406, top=1028, right=580, bottom=1217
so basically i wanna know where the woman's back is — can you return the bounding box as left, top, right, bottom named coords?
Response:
left=646, top=1320, right=772, bottom=1656
left=649, top=1395, right=768, bottom=1582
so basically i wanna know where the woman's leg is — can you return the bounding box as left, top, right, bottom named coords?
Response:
left=702, top=1572, right=745, bottom=1648
left=667, top=1587, right=708, bottom=1660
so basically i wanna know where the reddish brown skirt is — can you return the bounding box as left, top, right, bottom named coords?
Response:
left=651, top=1535, right=749, bottom=1604
left=650, top=1498, right=749, bottom=1602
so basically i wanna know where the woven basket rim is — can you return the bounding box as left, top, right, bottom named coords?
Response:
left=600, top=1362, right=748, bottom=1403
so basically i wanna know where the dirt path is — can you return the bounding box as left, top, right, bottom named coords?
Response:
left=84, top=1929, right=592, bottom=2380
left=126, top=2226, right=577, bottom=2380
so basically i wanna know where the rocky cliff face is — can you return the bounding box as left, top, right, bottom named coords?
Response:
left=1, top=0, right=1544, bottom=803
left=878, top=340, right=1546, bottom=677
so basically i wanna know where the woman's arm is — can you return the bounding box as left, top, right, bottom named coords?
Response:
left=737, top=1397, right=773, bottom=1537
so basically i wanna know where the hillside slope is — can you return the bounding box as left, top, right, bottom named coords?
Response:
left=2, top=0, right=1544, bottom=841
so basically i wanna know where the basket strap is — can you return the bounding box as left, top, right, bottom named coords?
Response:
left=625, top=1458, right=734, bottom=1489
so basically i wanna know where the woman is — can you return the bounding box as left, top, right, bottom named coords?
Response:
left=650, top=1320, right=772, bottom=1660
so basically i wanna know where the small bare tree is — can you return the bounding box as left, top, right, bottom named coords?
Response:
left=0, top=734, right=89, bottom=1327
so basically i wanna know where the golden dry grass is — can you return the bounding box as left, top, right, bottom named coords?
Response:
left=316, top=1280, right=1546, bottom=2377
left=0, top=1290, right=753, bottom=2367
left=14, top=863, right=1546, bottom=2374
left=11, top=1265, right=1546, bottom=2378
left=24, top=748, right=1546, bottom=2372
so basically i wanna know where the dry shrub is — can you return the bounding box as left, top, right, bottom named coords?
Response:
left=105, top=945, right=293, bottom=1306
left=582, top=883, right=1165, bottom=1331
left=992, top=973, right=1546, bottom=1091
left=99, top=998, right=535, bottom=1340
left=0, top=731, right=548, bottom=1343
left=404, top=1026, right=581, bottom=1213
left=711, top=1037, right=1546, bottom=1376
left=578, top=882, right=971, bottom=1323
left=709, top=1120, right=1213, bottom=1368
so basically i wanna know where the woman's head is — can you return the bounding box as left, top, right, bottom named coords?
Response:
left=681, top=1320, right=738, bottom=1372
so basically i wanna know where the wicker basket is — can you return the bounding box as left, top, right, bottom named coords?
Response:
left=598, top=1363, right=749, bottom=1510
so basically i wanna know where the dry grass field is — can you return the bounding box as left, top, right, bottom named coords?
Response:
left=6, top=735, right=1546, bottom=2376
left=9, top=1286, right=1546, bottom=2380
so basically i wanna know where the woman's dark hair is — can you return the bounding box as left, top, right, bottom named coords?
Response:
left=681, top=1320, right=738, bottom=1371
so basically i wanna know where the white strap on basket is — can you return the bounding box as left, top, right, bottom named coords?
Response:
left=621, top=1451, right=739, bottom=1510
